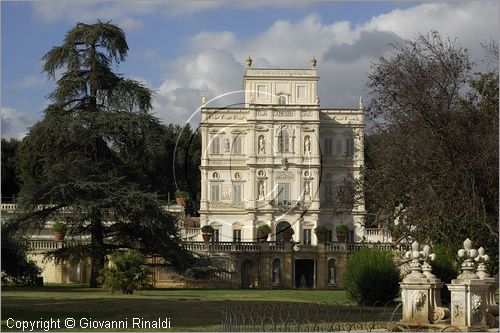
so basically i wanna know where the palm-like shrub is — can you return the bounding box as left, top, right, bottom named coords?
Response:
left=98, top=250, right=152, bottom=294
left=344, top=247, right=400, bottom=304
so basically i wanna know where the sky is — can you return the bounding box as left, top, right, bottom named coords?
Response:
left=1, top=0, right=499, bottom=139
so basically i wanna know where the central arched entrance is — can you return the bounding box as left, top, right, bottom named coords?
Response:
left=275, top=221, right=291, bottom=242
left=241, top=260, right=255, bottom=288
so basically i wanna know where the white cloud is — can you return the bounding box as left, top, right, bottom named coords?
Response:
left=29, top=1, right=499, bottom=129
left=117, top=17, right=144, bottom=31
left=149, top=1, right=499, bottom=127
left=31, top=1, right=308, bottom=24
left=1, top=107, right=38, bottom=139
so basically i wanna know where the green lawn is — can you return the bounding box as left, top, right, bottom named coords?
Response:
left=2, top=285, right=348, bottom=331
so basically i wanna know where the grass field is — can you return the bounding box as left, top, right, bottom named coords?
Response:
left=2, top=285, right=348, bottom=331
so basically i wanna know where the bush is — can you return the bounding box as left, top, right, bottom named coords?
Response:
left=98, top=250, right=152, bottom=294
left=344, top=247, right=400, bottom=304
left=201, top=225, right=214, bottom=234
left=175, top=190, right=190, bottom=200
left=335, top=224, right=349, bottom=236
left=1, top=224, right=41, bottom=286
left=314, top=225, right=329, bottom=235
left=431, top=243, right=459, bottom=303
left=257, top=224, right=272, bottom=236
left=53, top=222, right=67, bottom=233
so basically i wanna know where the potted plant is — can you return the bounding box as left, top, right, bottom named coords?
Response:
left=175, top=190, right=190, bottom=207
left=335, top=224, right=349, bottom=242
left=314, top=225, right=329, bottom=243
left=257, top=224, right=272, bottom=242
left=282, top=227, right=294, bottom=242
left=53, top=222, right=67, bottom=241
left=201, top=225, right=214, bottom=242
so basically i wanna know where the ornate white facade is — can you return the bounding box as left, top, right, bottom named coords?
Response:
left=199, top=59, right=365, bottom=244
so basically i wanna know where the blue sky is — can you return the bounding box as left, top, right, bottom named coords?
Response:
left=1, top=1, right=498, bottom=139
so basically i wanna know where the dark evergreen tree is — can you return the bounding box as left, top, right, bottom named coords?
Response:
left=16, top=21, right=198, bottom=287
left=1, top=138, right=21, bottom=202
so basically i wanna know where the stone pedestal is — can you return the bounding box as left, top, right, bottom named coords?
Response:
left=447, top=278, right=490, bottom=330
left=484, top=277, right=499, bottom=316
left=400, top=274, right=446, bottom=325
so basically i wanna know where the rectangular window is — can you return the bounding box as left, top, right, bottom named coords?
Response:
left=278, top=131, right=290, bottom=153
left=233, top=229, right=241, bottom=243
left=327, top=230, right=334, bottom=243
left=297, top=85, right=306, bottom=99
left=232, top=136, right=243, bottom=154
left=323, top=138, right=333, bottom=156
left=348, top=230, right=355, bottom=243
left=212, top=229, right=220, bottom=243
left=323, top=184, right=333, bottom=203
left=277, top=183, right=291, bottom=207
left=210, top=184, right=220, bottom=201
left=233, top=184, right=242, bottom=203
left=303, top=229, right=312, bottom=245
left=345, top=138, right=355, bottom=157
left=257, top=84, right=266, bottom=98
left=211, top=136, right=220, bottom=154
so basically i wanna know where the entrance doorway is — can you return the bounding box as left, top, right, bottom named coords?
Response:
left=241, top=260, right=255, bottom=288
left=294, top=259, right=315, bottom=288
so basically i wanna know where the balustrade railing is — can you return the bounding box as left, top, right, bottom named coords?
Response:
left=365, top=228, right=392, bottom=242
left=27, top=238, right=399, bottom=254
left=27, top=239, right=89, bottom=250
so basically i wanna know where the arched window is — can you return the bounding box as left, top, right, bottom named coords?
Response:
left=278, top=94, right=287, bottom=105
left=275, top=221, right=291, bottom=242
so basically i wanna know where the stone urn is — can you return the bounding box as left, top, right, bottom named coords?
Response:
left=202, top=233, right=212, bottom=242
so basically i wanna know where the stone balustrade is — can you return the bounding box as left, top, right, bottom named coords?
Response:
left=365, top=227, right=392, bottom=242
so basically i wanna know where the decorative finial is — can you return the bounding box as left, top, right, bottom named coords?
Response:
left=310, top=56, right=317, bottom=68
left=457, top=238, right=479, bottom=280
left=359, top=96, right=364, bottom=109
left=201, top=95, right=206, bottom=107
left=421, top=244, right=437, bottom=278
left=246, top=56, right=252, bottom=68
left=475, top=247, right=490, bottom=279
left=404, top=241, right=426, bottom=279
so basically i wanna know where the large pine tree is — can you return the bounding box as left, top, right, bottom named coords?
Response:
left=16, top=22, right=197, bottom=287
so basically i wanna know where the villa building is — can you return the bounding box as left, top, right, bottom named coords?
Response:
left=4, top=59, right=399, bottom=289
left=199, top=57, right=366, bottom=245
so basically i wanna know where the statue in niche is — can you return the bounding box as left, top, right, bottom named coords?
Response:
left=329, top=267, right=336, bottom=285
left=224, top=138, right=230, bottom=152
left=304, top=181, right=311, bottom=200
left=304, top=136, right=311, bottom=154
left=258, top=135, right=265, bottom=154
left=273, top=267, right=280, bottom=284
left=300, top=274, right=307, bottom=288
left=258, top=181, right=265, bottom=200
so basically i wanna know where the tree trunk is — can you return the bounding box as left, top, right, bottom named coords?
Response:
left=89, top=213, right=105, bottom=288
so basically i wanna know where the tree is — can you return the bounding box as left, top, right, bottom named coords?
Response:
left=1, top=138, right=21, bottom=202
left=364, top=32, right=498, bottom=269
left=15, top=21, right=198, bottom=287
